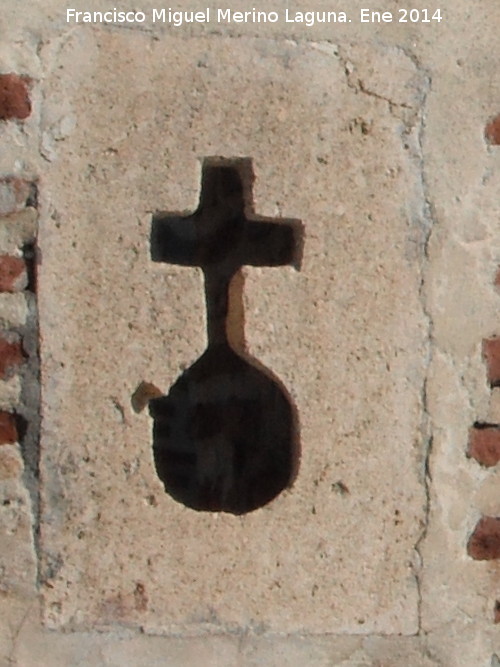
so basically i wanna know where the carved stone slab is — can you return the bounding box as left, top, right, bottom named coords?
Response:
left=39, top=31, right=428, bottom=634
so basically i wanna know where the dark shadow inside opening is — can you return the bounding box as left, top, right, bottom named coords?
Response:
left=149, top=158, right=302, bottom=514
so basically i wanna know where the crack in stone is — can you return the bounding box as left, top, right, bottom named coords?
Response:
left=101, top=22, right=154, bottom=36
left=357, top=77, right=413, bottom=110
left=327, top=39, right=437, bottom=634
left=335, top=44, right=428, bottom=131
left=6, top=602, right=34, bottom=665
left=411, top=58, right=434, bottom=637
left=335, top=39, right=435, bottom=634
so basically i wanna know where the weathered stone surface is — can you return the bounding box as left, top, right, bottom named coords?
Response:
left=489, top=388, right=500, bottom=423
left=0, top=475, right=37, bottom=596
left=38, top=30, right=428, bottom=634
left=0, top=1, right=499, bottom=664
left=0, top=375, right=21, bottom=409
left=0, top=208, right=37, bottom=252
left=0, top=443, right=23, bottom=479
left=0, top=292, right=28, bottom=328
left=1, top=615, right=439, bottom=667
left=418, top=6, right=500, bottom=660
left=0, top=178, right=35, bottom=216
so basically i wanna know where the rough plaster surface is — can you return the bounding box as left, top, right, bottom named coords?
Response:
left=38, top=30, right=427, bottom=635
left=1, top=1, right=500, bottom=665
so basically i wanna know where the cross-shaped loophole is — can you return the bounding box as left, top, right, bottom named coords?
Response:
left=149, top=158, right=302, bottom=514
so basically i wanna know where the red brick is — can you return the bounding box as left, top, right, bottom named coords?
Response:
left=0, top=412, right=17, bottom=444
left=482, top=338, right=500, bottom=386
left=468, top=426, right=500, bottom=467
left=0, top=178, right=35, bottom=216
left=468, top=517, right=500, bottom=560
left=0, top=255, right=26, bottom=292
left=0, top=73, right=31, bottom=121
left=486, top=114, right=500, bottom=145
left=0, top=337, right=25, bottom=379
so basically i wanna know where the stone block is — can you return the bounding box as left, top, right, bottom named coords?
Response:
left=489, top=388, right=500, bottom=423
left=38, top=30, right=428, bottom=634
left=0, top=442, right=22, bottom=479
left=0, top=292, right=28, bottom=327
left=0, top=375, right=21, bottom=409
left=0, top=179, right=35, bottom=216
left=0, top=476, right=37, bottom=595
left=0, top=208, right=37, bottom=252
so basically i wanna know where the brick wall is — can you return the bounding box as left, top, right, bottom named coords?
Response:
left=0, top=74, right=39, bottom=600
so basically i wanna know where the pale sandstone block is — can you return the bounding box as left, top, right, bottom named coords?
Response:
left=0, top=476, right=37, bottom=596
left=0, top=180, right=35, bottom=217
left=0, top=375, right=21, bottom=409
left=0, top=293, right=28, bottom=327
left=13, top=628, right=240, bottom=667
left=0, top=443, right=23, bottom=479
left=488, top=388, right=500, bottom=423
left=39, top=30, right=428, bottom=634
left=0, top=207, right=37, bottom=252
